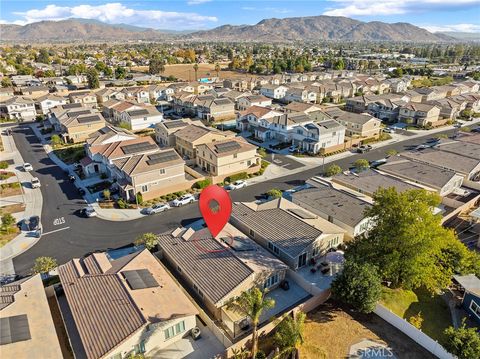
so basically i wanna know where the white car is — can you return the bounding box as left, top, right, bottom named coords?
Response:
left=81, top=206, right=97, bottom=218
left=288, top=145, right=299, bottom=153
left=226, top=180, right=247, bottom=190
left=23, top=163, right=33, bottom=171
left=31, top=177, right=41, bottom=188
left=383, top=127, right=395, bottom=134
left=172, top=194, right=195, bottom=207
left=145, top=203, right=171, bottom=215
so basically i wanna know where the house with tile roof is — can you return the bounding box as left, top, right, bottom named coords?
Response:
left=237, top=95, right=272, bottom=111
left=231, top=198, right=345, bottom=270
left=0, top=275, right=63, bottom=359
left=0, top=96, right=36, bottom=121
left=57, top=249, right=198, bottom=359
left=398, top=102, right=441, bottom=126
left=35, top=94, right=68, bottom=115
left=118, top=106, right=164, bottom=131
left=154, top=118, right=197, bottom=147
left=157, top=223, right=290, bottom=339
left=324, top=108, right=381, bottom=138
left=68, top=90, right=98, bottom=108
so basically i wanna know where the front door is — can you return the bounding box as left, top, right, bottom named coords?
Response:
left=94, top=164, right=99, bottom=173
left=298, top=253, right=307, bottom=268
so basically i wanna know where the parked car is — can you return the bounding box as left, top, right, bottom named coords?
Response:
left=288, top=145, right=299, bottom=153
left=23, top=163, right=33, bottom=171
left=383, top=127, right=395, bottom=134
left=172, top=194, right=195, bottom=207
left=226, top=180, right=247, bottom=190
left=370, top=158, right=387, bottom=168
left=357, top=145, right=372, bottom=153
left=31, top=177, right=41, bottom=188
left=145, top=203, right=171, bottom=215
left=18, top=216, right=41, bottom=231
left=80, top=206, right=97, bottom=218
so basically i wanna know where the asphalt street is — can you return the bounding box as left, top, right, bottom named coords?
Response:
left=10, top=125, right=458, bottom=275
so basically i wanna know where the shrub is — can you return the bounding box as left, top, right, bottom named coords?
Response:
left=386, top=149, right=398, bottom=157
left=226, top=172, right=248, bottom=183
left=117, top=198, right=128, bottom=209
left=50, top=134, right=62, bottom=148
left=266, top=188, right=282, bottom=199
left=136, top=192, right=143, bottom=205
left=325, top=164, right=342, bottom=177
left=408, top=312, right=423, bottom=329
left=257, top=148, right=267, bottom=158
left=103, top=189, right=111, bottom=201
left=354, top=159, right=370, bottom=172
left=1, top=213, right=16, bottom=229
left=0, top=161, right=8, bottom=170
left=192, top=178, right=212, bottom=190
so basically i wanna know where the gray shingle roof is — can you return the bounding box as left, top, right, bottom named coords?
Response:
left=157, top=228, right=253, bottom=304
left=292, top=188, right=371, bottom=228
left=231, top=203, right=322, bottom=257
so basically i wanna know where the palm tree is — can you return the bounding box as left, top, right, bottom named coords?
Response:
left=215, top=63, right=221, bottom=79
left=193, top=63, right=199, bottom=81
left=227, top=288, right=275, bottom=358
left=274, top=311, right=306, bottom=358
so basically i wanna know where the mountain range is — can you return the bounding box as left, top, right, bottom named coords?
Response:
left=0, top=16, right=455, bottom=43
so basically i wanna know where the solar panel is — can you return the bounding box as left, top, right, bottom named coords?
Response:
left=214, top=98, right=232, bottom=105
left=77, top=115, right=102, bottom=124
left=63, top=103, right=83, bottom=109
left=164, top=120, right=186, bottom=129
left=215, top=141, right=241, bottom=153
left=121, top=142, right=158, bottom=155
left=122, top=269, right=159, bottom=290
left=147, top=151, right=178, bottom=165
left=67, top=110, right=91, bottom=118
left=0, top=315, right=31, bottom=345
left=127, top=109, right=149, bottom=117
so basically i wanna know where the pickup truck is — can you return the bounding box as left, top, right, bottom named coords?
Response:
left=357, top=145, right=372, bottom=153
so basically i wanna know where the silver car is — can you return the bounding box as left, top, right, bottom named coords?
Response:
left=145, top=203, right=171, bottom=214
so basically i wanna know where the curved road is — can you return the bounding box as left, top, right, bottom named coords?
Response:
left=11, top=124, right=453, bottom=275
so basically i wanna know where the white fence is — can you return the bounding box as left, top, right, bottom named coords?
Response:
left=374, top=304, right=455, bottom=359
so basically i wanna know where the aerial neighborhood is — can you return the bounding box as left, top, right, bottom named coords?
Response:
left=1, top=8, right=480, bottom=359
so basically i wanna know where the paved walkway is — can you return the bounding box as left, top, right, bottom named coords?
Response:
left=0, top=129, right=44, bottom=276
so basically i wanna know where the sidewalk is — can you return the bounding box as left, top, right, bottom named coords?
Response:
left=0, top=129, right=44, bottom=275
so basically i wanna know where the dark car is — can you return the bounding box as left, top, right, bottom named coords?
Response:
left=18, top=216, right=40, bottom=231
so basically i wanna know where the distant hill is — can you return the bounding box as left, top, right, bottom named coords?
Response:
left=0, top=19, right=169, bottom=42
left=439, top=32, right=480, bottom=41
left=187, top=16, right=454, bottom=42
left=0, top=16, right=455, bottom=43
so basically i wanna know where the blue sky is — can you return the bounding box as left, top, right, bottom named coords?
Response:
left=1, top=1, right=479, bottom=32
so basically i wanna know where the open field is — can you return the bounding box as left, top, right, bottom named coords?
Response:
left=132, top=62, right=249, bottom=81
left=380, top=287, right=452, bottom=344
left=299, top=301, right=435, bottom=359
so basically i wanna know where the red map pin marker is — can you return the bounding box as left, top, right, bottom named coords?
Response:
left=199, top=185, right=232, bottom=238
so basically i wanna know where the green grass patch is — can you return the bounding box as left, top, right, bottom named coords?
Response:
left=380, top=287, right=452, bottom=344
left=53, top=144, right=86, bottom=164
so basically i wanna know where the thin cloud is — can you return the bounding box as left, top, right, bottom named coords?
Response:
left=420, top=23, right=480, bottom=33
left=11, top=2, right=218, bottom=29
left=187, top=0, right=212, bottom=4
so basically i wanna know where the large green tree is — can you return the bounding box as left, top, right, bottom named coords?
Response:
left=32, top=256, right=57, bottom=275
left=346, top=188, right=475, bottom=292
left=86, top=68, right=99, bottom=89
left=227, top=288, right=275, bottom=358
left=134, top=232, right=157, bottom=251
left=331, top=260, right=382, bottom=313
left=444, top=320, right=480, bottom=359
left=148, top=57, right=165, bottom=75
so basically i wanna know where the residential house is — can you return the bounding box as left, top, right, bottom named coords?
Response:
left=35, top=94, right=68, bottom=115
left=57, top=249, right=198, bottom=359
left=377, top=157, right=464, bottom=196
left=367, top=98, right=409, bottom=123
left=119, top=106, right=164, bottom=131
left=11, top=75, right=35, bottom=86
left=174, top=124, right=234, bottom=160
left=0, top=96, right=36, bottom=121
left=223, top=79, right=250, bottom=92
left=398, top=103, right=441, bottom=126
left=414, top=87, right=448, bottom=102
left=231, top=198, right=345, bottom=270
left=236, top=105, right=283, bottom=133
left=345, top=94, right=379, bottom=113
left=259, top=84, right=288, bottom=100
left=452, top=274, right=480, bottom=326
left=69, top=91, right=98, bottom=108
left=434, top=139, right=480, bottom=161
left=156, top=224, right=289, bottom=338
left=121, top=87, right=150, bottom=104
left=284, top=102, right=323, bottom=115
left=324, top=108, right=381, bottom=138
left=283, top=88, right=317, bottom=104
left=196, top=138, right=260, bottom=181
left=292, top=187, right=372, bottom=240
left=60, top=111, right=106, bottom=143
left=19, top=86, right=50, bottom=99
left=291, top=119, right=345, bottom=154
left=196, top=96, right=236, bottom=122
left=154, top=118, right=195, bottom=147
left=237, top=95, right=272, bottom=111
left=0, top=275, right=63, bottom=359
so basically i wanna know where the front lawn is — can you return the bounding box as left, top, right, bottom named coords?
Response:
left=53, top=144, right=85, bottom=164
left=0, top=171, right=15, bottom=180
left=380, top=287, right=452, bottom=344
left=0, top=182, right=22, bottom=197
left=0, top=227, right=20, bottom=248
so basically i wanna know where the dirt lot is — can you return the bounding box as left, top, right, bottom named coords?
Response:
left=133, top=62, right=247, bottom=81
left=299, top=301, right=436, bottom=359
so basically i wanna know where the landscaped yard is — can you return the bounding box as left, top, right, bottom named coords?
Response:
left=0, top=171, right=15, bottom=180
left=0, top=203, right=25, bottom=215
left=380, top=287, right=452, bottom=344
left=298, top=301, right=435, bottom=359
left=53, top=144, right=86, bottom=164
left=86, top=181, right=112, bottom=194
left=0, top=182, right=22, bottom=197
left=0, top=227, right=20, bottom=248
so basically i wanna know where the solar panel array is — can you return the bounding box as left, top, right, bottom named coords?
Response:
left=215, top=141, right=241, bottom=153
left=77, top=115, right=102, bottom=124
left=127, top=109, right=149, bottom=117
left=164, top=120, right=186, bottom=129
left=122, top=269, right=159, bottom=290
left=0, top=315, right=31, bottom=345
left=67, top=110, right=91, bottom=118
left=147, top=151, right=178, bottom=165
left=214, top=98, right=232, bottom=105
left=288, top=208, right=317, bottom=220
left=121, top=142, right=158, bottom=155
left=63, top=103, right=83, bottom=109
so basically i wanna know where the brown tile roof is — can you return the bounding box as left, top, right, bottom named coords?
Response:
left=239, top=105, right=276, bottom=118
left=90, top=136, right=158, bottom=160
left=174, top=124, right=221, bottom=143
left=113, top=148, right=184, bottom=176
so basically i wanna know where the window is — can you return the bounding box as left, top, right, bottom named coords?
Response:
left=141, top=185, right=148, bottom=192
left=264, top=273, right=279, bottom=289
left=133, top=341, right=146, bottom=354
left=164, top=320, right=186, bottom=340
left=233, top=153, right=237, bottom=159
left=249, top=229, right=255, bottom=238
left=268, top=242, right=279, bottom=255
left=470, top=301, right=480, bottom=319
left=160, top=169, right=165, bottom=174
left=247, top=160, right=251, bottom=166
